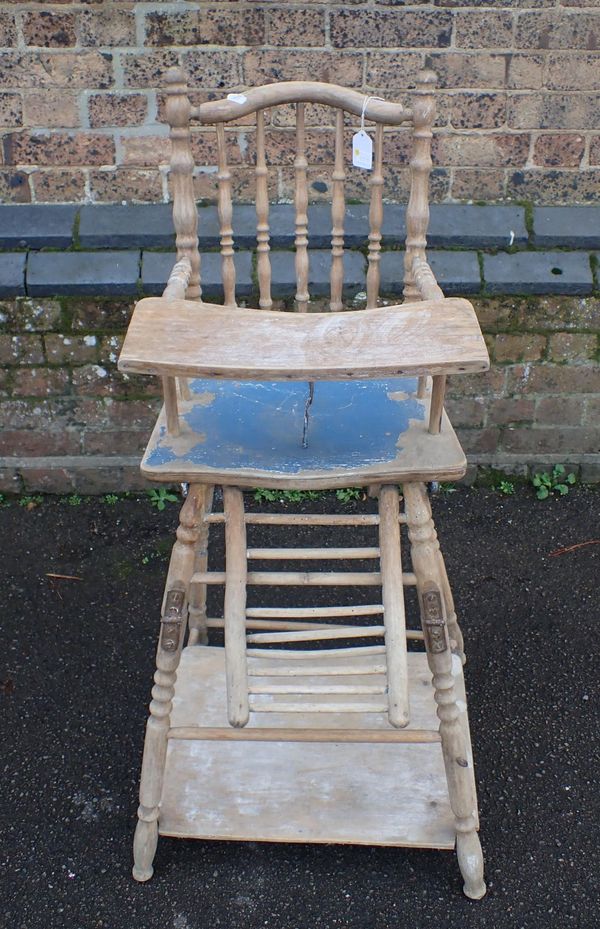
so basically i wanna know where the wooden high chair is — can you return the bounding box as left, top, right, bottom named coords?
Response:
left=118, top=67, right=490, bottom=899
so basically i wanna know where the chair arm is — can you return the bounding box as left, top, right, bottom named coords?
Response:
left=411, top=255, right=444, bottom=302
left=162, top=256, right=192, bottom=301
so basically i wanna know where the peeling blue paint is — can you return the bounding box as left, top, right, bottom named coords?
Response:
left=146, top=378, right=424, bottom=473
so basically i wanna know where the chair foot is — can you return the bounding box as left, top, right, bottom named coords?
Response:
left=456, top=831, right=486, bottom=900
left=132, top=813, right=158, bottom=882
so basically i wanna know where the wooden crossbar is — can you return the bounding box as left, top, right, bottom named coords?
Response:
left=167, top=726, right=440, bottom=744
left=191, top=571, right=417, bottom=586
left=246, top=625, right=386, bottom=644
left=205, top=617, right=424, bottom=639
left=246, top=547, right=380, bottom=560
left=206, top=513, right=396, bottom=526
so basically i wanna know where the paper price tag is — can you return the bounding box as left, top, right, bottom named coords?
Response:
left=227, top=93, right=247, bottom=105
left=352, top=129, right=373, bottom=170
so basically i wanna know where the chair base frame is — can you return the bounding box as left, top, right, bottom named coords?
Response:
left=132, top=481, right=485, bottom=900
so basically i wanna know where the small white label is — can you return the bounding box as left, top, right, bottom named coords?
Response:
left=227, top=93, right=247, bottom=105
left=352, top=129, right=373, bottom=170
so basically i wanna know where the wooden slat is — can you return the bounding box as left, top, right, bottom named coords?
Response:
left=192, top=570, right=417, bottom=586
left=246, top=625, right=385, bottom=644
left=216, top=122, right=236, bottom=307
left=247, top=645, right=387, bottom=659
left=294, top=102, right=309, bottom=313
left=249, top=683, right=387, bottom=695
left=366, top=123, right=384, bottom=309
left=255, top=109, right=272, bottom=310
left=246, top=604, right=384, bottom=618
left=330, top=108, right=346, bottom=312
left=192, top=82, right=412, bottom=126
left=248, top=660, right=386, bottom=676
left=223, top=487, right=248, bottom=726
left=249, top=700, right=390, bottom=714
left=379, top=485, right=410, bottom=728
left=207, top=513, right=386, bottom=526
left=119, top=297, right=490, bottom=381
left=206, top=617, right=424, bottom=639
left=246, top=547, right=380, bottom=560
left=167, top=726, right=440, bottom=744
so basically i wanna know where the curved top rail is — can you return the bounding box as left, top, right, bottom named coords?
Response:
left=191, top=82, right=412, bottom=126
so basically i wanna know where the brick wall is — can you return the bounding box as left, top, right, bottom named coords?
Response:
left=1, top=292, right=599, bottom=493
left=1, top=2, right=599, bottom=206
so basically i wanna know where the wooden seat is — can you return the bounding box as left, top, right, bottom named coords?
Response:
left=121, top=66, right=489, bottom=901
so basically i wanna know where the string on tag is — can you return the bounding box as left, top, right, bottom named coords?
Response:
left=353, top=96, right=385, bottom=171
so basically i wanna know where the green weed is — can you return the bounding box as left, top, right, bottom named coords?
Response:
left=532, top=464, right=577, bottom=500
left=148, top=488, right=179, bottom=511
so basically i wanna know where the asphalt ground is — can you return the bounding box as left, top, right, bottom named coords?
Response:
left=1, top=486, right=599, bottom=929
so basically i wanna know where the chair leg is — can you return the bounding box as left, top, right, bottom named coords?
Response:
left=188, top=485, right=214, bottom=646
left=404, top=482, right=486, bottom=900
left=132, top=483, right=207, bottom=882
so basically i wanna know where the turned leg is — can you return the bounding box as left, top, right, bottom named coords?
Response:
left=404, top=482, right=485, bottom=900
left=132, top=484, right=206, bottom=882
left=188, top=485, right=214, bottom=646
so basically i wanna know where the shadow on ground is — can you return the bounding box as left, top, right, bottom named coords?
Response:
left=1, top=486, right=598, bottom=929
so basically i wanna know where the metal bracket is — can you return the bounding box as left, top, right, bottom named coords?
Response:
left=421, top=583, right=448, bottom=654
left=160, top=586, right=186, bottom=652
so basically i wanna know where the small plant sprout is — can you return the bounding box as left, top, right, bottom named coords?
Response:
left=335, top=487, right=362, bottom=504
left=148, top=488, right=179, bottom=511
left=18, top=495, right=43, bottom=509
left=67, top=494, right=83, bottom=506
left=532, top=464, right=577, bottom=500
left=497, top=480, right=515, bottom=495
left=103, top=493, right=119, bottom=505
left=253, top=489, right=324, bottom=504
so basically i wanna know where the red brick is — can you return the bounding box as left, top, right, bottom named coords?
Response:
left=0, top=51, right=113, bottom=89
left=535, top=396, right=586, bottom=425
left=22, top=11, right=77, bottom=47
left=0, top=334, right=44, bottom=365
left=494, top=333, right=546, bottom=363
left=433, top=133, right=529, bottom=167
left=144, top=9, right=265, bottom=46
left=364, top=52, right=425, bottom=94
left=546, top=53, right=600, bottom=91
left=121, top=50, right=182, bottom=89
left=78, top=9, right=136, bottom=46
left=590, top=137, right=600, bottom=165
left=98, top=335, right=124, bottom=364
left=45, top=334, right=99, bottom=365
left=0, top=429, right=80, bottom=456
left=268, top=9, right=325, bottom=46
left=506, top=169, right=600, bottom=204
left=72, top=364, right=159, bottom=398
left=533, top=134, right=584, bottom=168
left=454, top=11, right=513, bottom=48
left=547, top=333, right=597, bottom=362
left=516, top=10, right=600, bottom=49
left=4, top=131, right=114, bottom=166
left=88, top=93, right=148, bottom=129
left=0, top=297, right=62, bottom=332
left=512, top=296, right=600, bottom=333
left=71, top=299, right=132, bottom=331
left=89, top=167, right=164, bottom=202
left=0, top=10, right=16, bottom=46
left=23, top=91, right=79, bottom=129
left=507, top=363, right=600, bottom=395
left=427, top=53, right=506, bottom=90
left=0, top=94, right=22, bottom=129
left=507, top=93, right=600, bottom=130
left=0, top=170, right=31, bottom=202
left=444, top=397, right=486, bottom=427
left=447, top=367, right=506, bottom=397
left=31, top=168, right=86, bottom=202
left=449, top=93, right=506, bottom=130
left=451, top=168, right=506, bottom=201
left=82, top=430, right=148, bottom=455
left=507, top=54, right=545, bottom=90
left=242, top=49, right=362, bottom=86
left=331, top=9, right=452, bottom=48
left=121, top=134, right=170, bottom=167
left=13, top=366, right=69, bottom=397
left=456, top=427, right=500, bottom=454
left=501, top=426, right=597, bottom=454
left=487, top=398, right=535, bottom=425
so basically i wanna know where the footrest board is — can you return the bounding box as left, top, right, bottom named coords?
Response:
left=158, top=646, right=476, bottom=849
